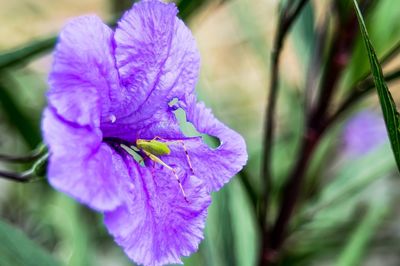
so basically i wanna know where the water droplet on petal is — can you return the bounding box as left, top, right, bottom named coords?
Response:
left=110, top=114, right=117, bottom=123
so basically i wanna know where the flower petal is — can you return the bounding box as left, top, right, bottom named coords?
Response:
left=343, top=110, right=388, bottom=155
left=104, top=156, right=210, bottom=266
left=48, top=15, right=124, bottom=127
left=114, top=0, right=200, bottom=117
left=177, top=97, right=248, bottom=191
left=42, top=108, right=128, bottom=211
left=104, top=95, right=248, bottom=192
left=101, top=108, right=183, bottom=142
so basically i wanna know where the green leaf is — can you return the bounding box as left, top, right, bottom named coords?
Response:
left=178, top=0, right=224, bottom=21
left=0, top=219, right=61, bottom=266
left=204, top=185, right=236, bottom=266
left=46, top=194, right=92, bottom=266
left=336, top=200, right=389, bottom=266
left=0, top=20, right=120, bottom=71
left=0, top=74, right=42, bottom=149
left=0, top=37, right=56, bottom=70
left=203, top=179, right=258, bottom=266
left=353, top=0, right=400, bottom=172
left=229, top=0, right=269, bottom=66
left=298, top=143, right=394, bottom=234
left=292, top=1, right=315, bottom=67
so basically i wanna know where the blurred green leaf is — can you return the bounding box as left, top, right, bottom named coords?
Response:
left=204, top=185, right=235, bottom=266
left=177, top=0, right=203, bottom=20
left=178, top=0, right=225, bottom=21
left=304, top=143, right=394, bottom=224
left=204, top=179, right=257, bottom=266
left=286, top=143, right=395, bottom=265
left=0, top=37, right=56, bottom=70
left=303, top=125, right=339, bottom=202
left=336, top=200, right=389, bottom=266
left=343, top=0, right=400, bottom=91
left=269, top=83, right=304, bottom=212
left=46, top=194, right=91, bottom=266
left=0, top=18, right=120, bottom=71
left=0, top=219, right=61, bottom=266
left=230, top=0, right=269, bottom=66
left=229, top=179, right=258, bottom=266
left=292, top=1, right=315, bottom=67
left=367, top=0, right=400, bottom=52
left=354, top=0, right=400, bottom=173
left=0, top=74, right=41, bottom=149
left=218, top=187, right=236, bottom=266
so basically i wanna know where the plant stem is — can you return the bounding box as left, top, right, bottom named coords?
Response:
left=259, top=0, right=309, bottom=264
left=238, top=169, right=258, bottom=210
left=261, top=4, right=361, bottom=264
left=326, top=39, right=400, bottom=126
left=0, top=169, right=36, bottom=183
left=304, top=16, right=329, bottom=113
left=0, top=37, right=56, bottom=70
left=269, top=125, right=322, bottom=252
left=327, top=68, right=400, bottom=127
left=261, top=0, right=309, bottom=193
left=0, top=143, right=46, bottom=163
left=379, top=40, right=400, bottom=66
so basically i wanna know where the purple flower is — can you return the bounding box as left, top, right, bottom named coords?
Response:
left=41, top=0, right=247, bottom=265
left=343, top=110, right=388, bottom=155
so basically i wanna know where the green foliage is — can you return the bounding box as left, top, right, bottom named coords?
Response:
left=0, top=219, right=61, bottom=266
left=177, top=0, right=222, bottom=20
left=1, top=0, right=400, bottom=265
left=291, top=1, right=315, bottom=68
left=0, top=74, right=41, bottom=149
left=353, top=0, right=400, bottom=172
left=0, top=37, right=56, bottom=70
left=45, top=194, right=91, bottom=266
left=337, top=200, right=389, bottom=266
left=344, top=0, right=400, bottom=90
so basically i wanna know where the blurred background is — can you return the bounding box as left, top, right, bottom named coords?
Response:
left=0, top=0, right=400, bottom=265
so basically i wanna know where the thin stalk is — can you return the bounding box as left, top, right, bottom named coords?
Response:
left=326, top=68, right=400, bottom=129
left=262, top=0, right=309, bottom=196
left=379, top=40, right=400, bottom=66
left=259, top=0, right=309, bottom=264
left=238, top=169, right=258, bottom=210
left=0, top=152, right=48, bottom=183
left=0, top=169, right=38, bottom=183
left=0, top=143, right=46, bottom=163
left=0, top=18, right=123, bottom=71
left=326, top=39, right=400, bottom=125
left=265, top=3, right=362, bottom=262
left=269, top=126, right=322, bottom=253
left=304, top=16, right=330, bottom=113
left=0, top=37, right=56, bottom=70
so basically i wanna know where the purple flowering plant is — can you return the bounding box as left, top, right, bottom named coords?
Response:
left=342, top=110, right=388, bottom=155
left=4, top=0, right=400, bottom=265
left=41, top=0, right=247, bottom=265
